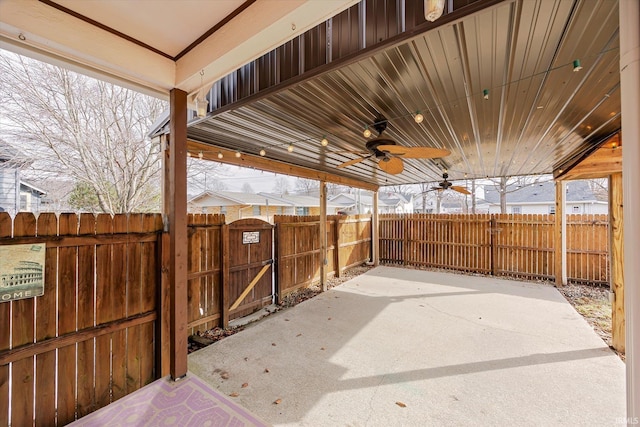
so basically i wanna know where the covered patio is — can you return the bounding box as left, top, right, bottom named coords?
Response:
left=191, top=267, right=626, bottom=425
left=1, top=0, right=638, bottom=424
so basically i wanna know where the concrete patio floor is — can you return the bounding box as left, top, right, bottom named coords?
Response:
left=189, top=266, right=626, bottom=426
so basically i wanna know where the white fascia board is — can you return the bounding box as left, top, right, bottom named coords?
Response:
left=0, top=0, right=175, bottom=98
left=176, top=0, right=359, bottom=96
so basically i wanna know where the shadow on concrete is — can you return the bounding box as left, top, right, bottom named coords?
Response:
left=189, top=266, right=625, bottom=426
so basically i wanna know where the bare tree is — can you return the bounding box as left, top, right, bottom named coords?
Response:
left=294, top=178, right=319, bottom=195
left=586, top=178, right=608, bottom=201
left=272, top=177, right=291, bottom=195
left=0, top=51, right=167, bottom=213
left=241, top=182, right=255, bottom=193
left=489, top=175, right=553, bottom=213
left=187, top=158, right=229, bottom=194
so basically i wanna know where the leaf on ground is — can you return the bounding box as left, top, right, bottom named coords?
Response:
left=244, top=357, right=249, bottom=361
left=242, top=383, right=248, bottom=388
left=264, top=368, right=270, bottom=373
left=274, top=398, right=282, bottom=405
left=272, top=342, right=277, bottom=346
left=395, top=401, right=407, bottom=408
left=284, top=319, right=290, bottom=321
left=220, top=372, right=230, bottom=380
left=327, top=317, right=332, bottom=320
left=230, top=392, right=239, bottom=397
left=320, top=347, right=325, bottom=351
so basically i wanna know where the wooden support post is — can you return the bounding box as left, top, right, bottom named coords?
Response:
left=319, top=181, right=328, bottom=291
left=372, top=191, right=379, bottom=266
left=168, top=89, right=188, bottom=380
left=221, top=224, right=230, bottom=327
left=610, top=173, right=624, bottom=352
left=554, top=180, right=567, bottom=286
left=620, top=0, right=640, bottom=416
left=157, top=133, right=171, bottom=378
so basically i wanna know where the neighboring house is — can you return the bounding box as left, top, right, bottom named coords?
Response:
left=481, top=180, right=607, bottom=214
left=330, top=192, right=414, bottom=214
left=187, top=190, right=341, bottom=222
left=0, top=142, right=46, bottom=214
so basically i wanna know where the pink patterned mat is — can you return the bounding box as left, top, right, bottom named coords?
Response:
left=70, top=373, right=270, bottom=427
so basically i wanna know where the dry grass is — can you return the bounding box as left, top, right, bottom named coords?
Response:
left=557, top=283, right=624, bottom=361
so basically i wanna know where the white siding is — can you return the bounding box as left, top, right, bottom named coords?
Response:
left=0, top=168, right=19, bottom=212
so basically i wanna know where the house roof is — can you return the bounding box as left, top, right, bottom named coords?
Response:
left=188, top=190, right=341, bottom=208
left=188, top=190, right=289, bottom=207
left=329, top=192, right=408, bottom=208
left=258, top=193, right=342, bottom=209
left=483, top=180, right=603, bottom=205
left=20, top=180, right=46, bottom=195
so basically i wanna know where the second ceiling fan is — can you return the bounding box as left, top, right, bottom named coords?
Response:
left=337, top=115, right=450, bottom=175
left=432, top=172, right=471, bottom=195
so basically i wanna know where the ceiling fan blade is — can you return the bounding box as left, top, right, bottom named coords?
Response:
left=337, top=156, right=367, bottom=168
left=379, top=157, right=404, bottom=174
left=451, top=186, right=471, bottom=195
left=378, top=145, right=451, bottom=159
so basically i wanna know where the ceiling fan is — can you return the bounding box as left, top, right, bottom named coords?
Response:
left=432, top=172, right=471, bottom=195
left=337, top=115, right=450, bottom=175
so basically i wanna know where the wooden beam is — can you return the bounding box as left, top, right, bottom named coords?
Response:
left=168, top=89, right=188, bottom=380
left=554, top=181, right=567, bottom=286
left=554, top=132, right=621, bottom=180
left=560, top=134, right=622, bottom=181
left=187, top=140, right=379, bottom=192
left=319, top=181, right=327, bottom=291
left=610, top=172, right=624, bottom=352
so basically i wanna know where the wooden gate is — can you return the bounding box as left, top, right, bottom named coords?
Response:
left=224, top=218, right=274, bottom=324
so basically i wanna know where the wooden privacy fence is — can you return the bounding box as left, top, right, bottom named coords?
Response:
left=0, top=212, right=162, bottom=427
left=274, top=214, right=371, bottom=298
left=380, top=213, right=609, bottom=285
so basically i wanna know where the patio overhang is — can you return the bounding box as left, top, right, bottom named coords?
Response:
left=1, top=0, right=638, bottom=419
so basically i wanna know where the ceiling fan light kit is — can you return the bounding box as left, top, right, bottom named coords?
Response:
left=337, top=114, right=451, bottom=175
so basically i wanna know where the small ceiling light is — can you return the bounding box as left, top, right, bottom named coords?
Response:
left=483, top=89, right=489, bottom=100
left=414, top=111, right=424, bottom=124
left=195, top=69, right=209, bottom=118
left=287, top=143, right=294, bottom=153
left=573, top=59, right=582, bottom=72
left=612, top=141, right=618, bottom=149
left=195, top=97, right=209, bottom=118
left=217, top=151, right=223, bottom=159
left=235, top=150, right=242, bottom=158
left=321, top=136, right=329, bottom=147
left=198, top=151, right=203, bottom=160
left=259, top=149, right=266, bottom=156
left=363, top=127, right=372, bottom=138
left=424, top=0, right=445, bottom=22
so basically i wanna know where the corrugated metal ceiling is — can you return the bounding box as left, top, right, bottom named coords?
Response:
left=189, top=0, right=620, bottom=187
